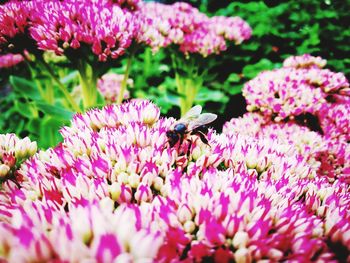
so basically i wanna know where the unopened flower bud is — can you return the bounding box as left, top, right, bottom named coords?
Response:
left=141, top=104, right=159, bottom=125
left=184, top=220, right=195, bottom=233
left=234, top=247, right=251, bottom=263
left=267, top=248, right=283, bottom=260
left=177, top=204, right=193, bottom=223
left=109, top=182, right=122, bottom=201
left=0, top=164, right=10, bottom=178
left=191, top=146, right=202, bottom=161
left=233, top=231, right=249, bottom=248
left=117, top=172, right=129, bottom=184
left=135, top=184, right=153, bottom=203
left=153, top=177, right=163, bottom=191
left=128, top=173, right=140, bottom=188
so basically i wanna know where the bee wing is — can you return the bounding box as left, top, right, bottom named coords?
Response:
left=188, top=113, right=217, bottom=131
left=181, top=105, right=202, bottom=122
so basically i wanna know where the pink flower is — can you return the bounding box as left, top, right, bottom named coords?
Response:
left=0, top=1, right=33, bottom=53
left=318, top=102, right=350, bottom=142
left=1, top=100, right=350, bottom=261
left=97, top=73, right=132, bottom=103
left=135, top=2, right=251, bottom=56
left=243, top=56, right=349, bottom=121
left=283, top=54, right=327, bottom=69
left=0, top=134, right=37, bottom=182
left=30, top=0, right=135, bottom=61
left=0, top=53, right=24, bottom=68
left=223, top=115, right=326, bottom=171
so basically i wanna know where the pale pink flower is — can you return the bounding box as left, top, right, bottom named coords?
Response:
left=243, top=56, right=349, bottom=121
left=97, top=73, right=132, bottom=103
left=283, top=54, right=327, bottom=69
left=0, top=53, right=24, bottom=68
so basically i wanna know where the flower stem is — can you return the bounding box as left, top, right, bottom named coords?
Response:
left=117, top=53, right=134, bottom=105
left=39, top=58, right=81, bottom=113
left=77, top=60, right=98, bottom=110
left=172, top=55, right=202, bottom=116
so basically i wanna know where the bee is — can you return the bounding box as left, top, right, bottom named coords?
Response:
left=166, top=105, right=217, bottom=154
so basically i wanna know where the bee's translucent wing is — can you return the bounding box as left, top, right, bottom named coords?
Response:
left=181, top=105, right=202, bottom=122
left=188, top=113, right=217, bottom=131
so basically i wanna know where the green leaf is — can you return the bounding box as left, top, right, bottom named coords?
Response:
left=61, top=70, right=79, bottom=84
left=227, top=73, right=241, bottom=83
left=36, top=101, right=74, bottom=121
left=38, top=116, right=64, bottom=149
left=195, top=87, right=229, bottom=103
left=227, top=84, right=243, bottom=96
left=9, top=76, right=41, bottom=100
left=13, top=100, right=38, bottom=119
left=242, top=59, right=275, bottom=79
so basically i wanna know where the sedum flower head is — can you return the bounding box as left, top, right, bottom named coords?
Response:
left=135, top=1, right=251, bottom=56
left=318, top=102, right=350, bottom=142
left=223, top=114, right=327, bottom=171
left=1, top=101, right=350, bottom=261
left=243, top=55, right=349, bottom=121
left=283, top=54, right=327, bottom=69
left=0, top=1, right=33, bottom=53
left=97, top=73, right=132, bottom=103
left=30, top=0, right=135, bottom=61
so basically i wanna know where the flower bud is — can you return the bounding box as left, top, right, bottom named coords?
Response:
left=191, top=146, right=202, bottom=161
left=0, top=164, right=10, bottom=178
left=135, top=184, right=153, bottom=203
left=234, top=247, right=251, bottom=263
left=184, top=220, right=195, bottom=233
left=117, top=172, right=129, bottom=184
left=109, top=182, right=122, bottom=201
left=153, top=177, right=163, bottom=192
left=233, top=231, right=249, bottom=248
left=128, top=173, right=140, bottom=188
left=177, top=204, right=193, bottom=223
left=2, top=153, right=16, bottom=167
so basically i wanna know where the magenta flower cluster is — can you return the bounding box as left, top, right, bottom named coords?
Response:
left=228, top=55, right=350, bottom=182
left=136, top=2, right=252, bottom=56
left=243, top=54, right=349, bottom=122
left=1, top=99, right=349, bottom=261
left=0, top=0, right=251, bottom=61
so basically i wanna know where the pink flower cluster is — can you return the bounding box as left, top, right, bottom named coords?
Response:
left=0, top=53, right=24, bottom=68
left=0, top=1, right=33, bottom=52
left=135, top=2, right=252, bottom=55
left=227, top=54, right=350, bottom=183
left=97, top=73, right=132, bottom=103
left=0, top=134, right=37, bottom=181
left=30, top=1, right=135, bottom=61
left=1, top=0, right=251, bottom=60
left=283, top=54, right=327, bottom=69
left=1, top=100, right=349, bottom=261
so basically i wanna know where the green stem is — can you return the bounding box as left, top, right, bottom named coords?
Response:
left=172, top=55, right=202, bottom=116
left=143, top=48, right=151, bottom=77
left=25, top=60, right=46, bottom=101
left=117, top=53, right=133, bottom=105
left=45, top=80, right=54, bottom=104
left=77, top=60, right=98, bottom=110
left=39, top=59, right=81, bottom=113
